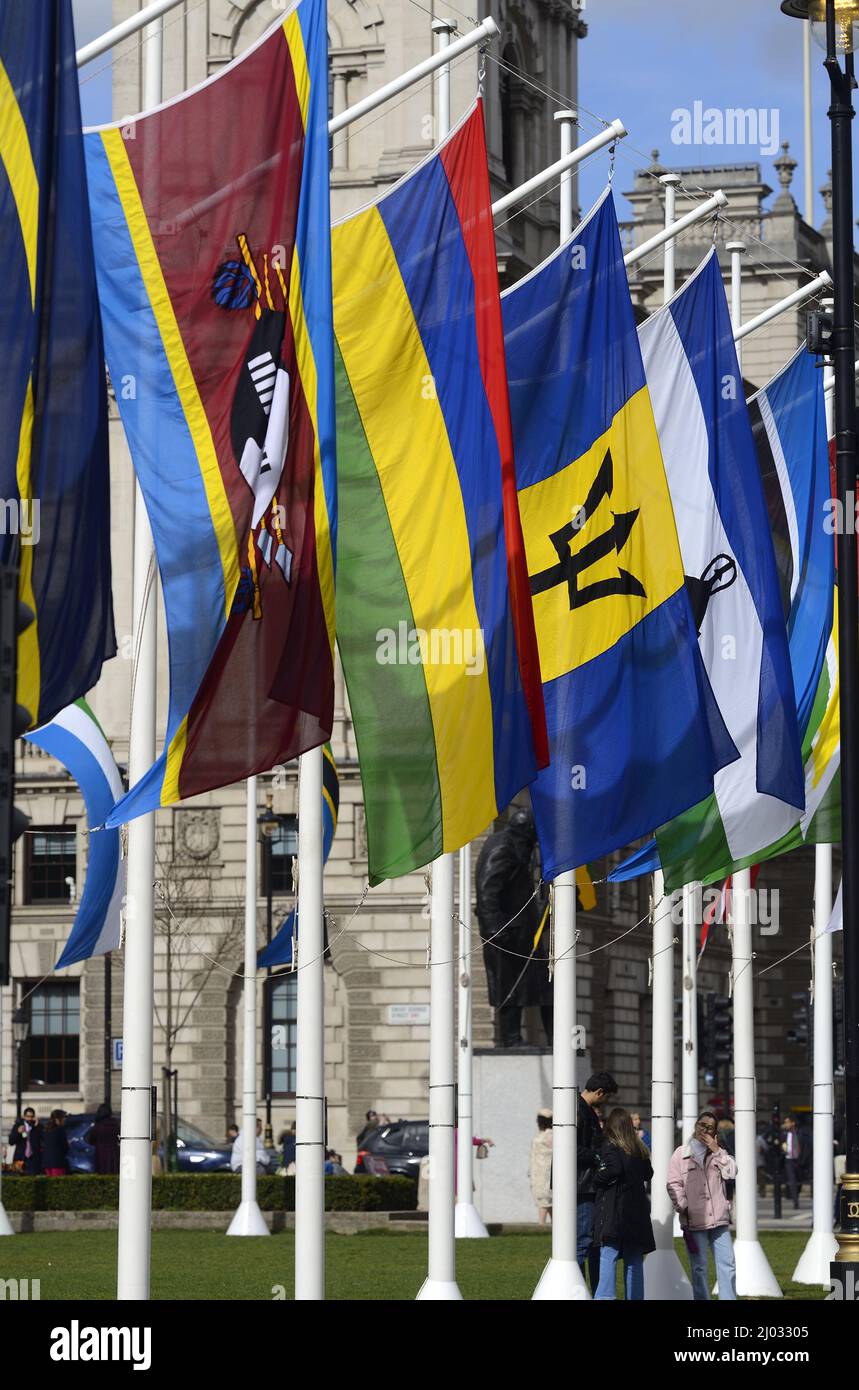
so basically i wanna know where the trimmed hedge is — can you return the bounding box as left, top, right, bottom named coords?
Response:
left=1, top=1173, right=417, bottom=1213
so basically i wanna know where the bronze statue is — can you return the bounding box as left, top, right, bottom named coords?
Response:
left=475, top=807, right=552, bottom=1046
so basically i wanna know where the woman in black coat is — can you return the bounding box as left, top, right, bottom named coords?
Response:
left=593, top=1106, right=655, bottom=1300
left=85, top=1103, right=120, bottom=1175
left=42, top=1110, right=69, bottom=1175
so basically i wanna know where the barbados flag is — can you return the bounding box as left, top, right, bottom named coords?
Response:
left=502, top=190, right=737, bottom=880
left=0, top=0, right=114, bottom=727
left=334, top=102, right=547, bottom=885
left=84, top=1, right=335, bottom=824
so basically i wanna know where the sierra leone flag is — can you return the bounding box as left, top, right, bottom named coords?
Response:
left=613, top=330, right=832, bottom=889
left=25, top=699, right=125, bottom=968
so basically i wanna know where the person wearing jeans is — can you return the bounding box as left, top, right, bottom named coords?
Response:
left=593, top=1107, right=654, bottom=1301
left=667, top=1110, right=738, bottom=1301
left=683, top=1224, right=736, bottom=1302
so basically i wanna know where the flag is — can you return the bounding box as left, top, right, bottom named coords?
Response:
left=257, top=742, right=338, bottom=967
left=25, top=700, right=125, bottom=968
left=84, top=1, right=335, bottom=825
left=333, top=101, right=547, bottom=885
left=501, top=190, right=737, bottom=881
left=613, top=333, right=830, bottom=888
left=0, top=0, right=114, bottom=727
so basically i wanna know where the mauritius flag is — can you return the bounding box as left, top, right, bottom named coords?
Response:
left=84, top=1, right=335, bottom=823
left=334, top=102, right=547, bottom=884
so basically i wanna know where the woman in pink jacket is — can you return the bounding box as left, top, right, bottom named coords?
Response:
left=667, top=1110, right=738, bottom=1300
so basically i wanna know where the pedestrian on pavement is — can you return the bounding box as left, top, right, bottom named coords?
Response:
left=86, top=1103, right=120, bottom=1175
left=667, top=1109, right=738, bottom=1301
left=593, top=1107, right=655, bottom=1300
left=42, top=1110, right=69, bottom=1175
left=8, top=1106, right=43, bottom=1174
left=231, top=1117, right=273, bottom=1174
left=529, top=1109, right=553, bottom=1226
left=782, top=1115, right=802, bottom=1209
left=578, top=1071, right=618, bottom=1291
left=631, top=1112, right=651, bottom=1150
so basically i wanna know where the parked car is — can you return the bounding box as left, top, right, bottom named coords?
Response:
left=63, top=1113, right=232, bottom=1174
left=354, top=1120, right=428, bottom=1180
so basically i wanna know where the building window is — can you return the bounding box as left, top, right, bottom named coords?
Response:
left=22, top=981, right=80, bottom=1088
left=271, top=974, right=297, bottom=1096
left=25, top=827, right=76, bottom=904
left=270, top=815, right=299, bottom=896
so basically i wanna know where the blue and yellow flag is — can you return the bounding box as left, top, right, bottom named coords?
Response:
left=0, top=0, right=114, bottom=726
left=501, top=191, right=737, bottom=880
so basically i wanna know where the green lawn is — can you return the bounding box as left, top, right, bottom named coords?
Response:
left=0, top=1229, right=829, bottom=1300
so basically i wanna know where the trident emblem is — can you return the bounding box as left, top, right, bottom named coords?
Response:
left=529, top=447, right=646, bottom=610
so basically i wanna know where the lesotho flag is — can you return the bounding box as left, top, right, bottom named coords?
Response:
left=25, top=701, right=125, bottom=968
left=612, top=266, right=813, bottom=891
left=501, top=190, right=737, bottom=880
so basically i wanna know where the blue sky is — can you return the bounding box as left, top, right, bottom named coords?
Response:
left=73, top=0, right=114, bottom=127
left=577, top=0, right=857, bottom=236
left=72, top=0, right=856, bottom=240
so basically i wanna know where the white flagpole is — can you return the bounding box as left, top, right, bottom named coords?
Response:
left=116, top=14, right=161, bottom=1302
left=725, top=244, right=781, bottom=1298
left=681, top=882, right=700, bottom=1144
left=294, top=744, right=325, bottom=1299
left=0, top=987, right=13, bottom=1236
left=455, top=842, right=488, bottom=1237
left=417, top=19, right=462, bottom=1301
left=731, top=868, right=782, bottom=1295
left=227, top=776, right=269, bottom=1236
left=645, top=174, right=691, bottom=1301
left=794, top=307, right=837, bottom=1286
left=794, top=842, right=838, bottom=1284
left=532, top=107, right=589, bottom=1304
left=645, top=873, right=691, bottom=1298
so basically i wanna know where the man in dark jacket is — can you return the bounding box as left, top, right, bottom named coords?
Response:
left=476, top=806, right=550, bottom=1046
left=578, top=1071, right=618, bottom=1290
left=9, top=1107, right=43, bottom=1174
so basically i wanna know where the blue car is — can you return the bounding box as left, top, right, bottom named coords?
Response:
left=63, top=1113, right=232, bottom=1173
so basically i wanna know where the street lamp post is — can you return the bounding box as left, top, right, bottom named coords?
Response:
left=12, top=1006, right=28, bottom=1119
left=782, top=0, right=859, bottom=1290
left=258, top=800, right=279, bottom=1149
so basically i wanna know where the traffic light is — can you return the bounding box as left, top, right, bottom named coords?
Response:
left=0, top=566, right=34, bottom=986
left=702, top=991, right=733, bottom=1071
left=711, top=994, right=733, bottom=1065
left=674, top=996, right=683, bottom=1046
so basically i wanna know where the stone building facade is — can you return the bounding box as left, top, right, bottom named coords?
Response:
left=0, top=0, right=843, bottom=1172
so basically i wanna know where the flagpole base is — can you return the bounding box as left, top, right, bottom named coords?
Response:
left=792, top=1229, right=839, bottom=1287
left=735, top=1238, right=782, bottom=1298
left=226, top=1200, right=270, bottom=1237
left=531, top=1258, right=591, bottom=1300
left=644, top=1247, right=693, bottom=1300
left=455, top=1202, right=489, bottom=1238
left=416, top=1277, right=464, bottom=1300
left=0, top=1203, right=14, bottom=1237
